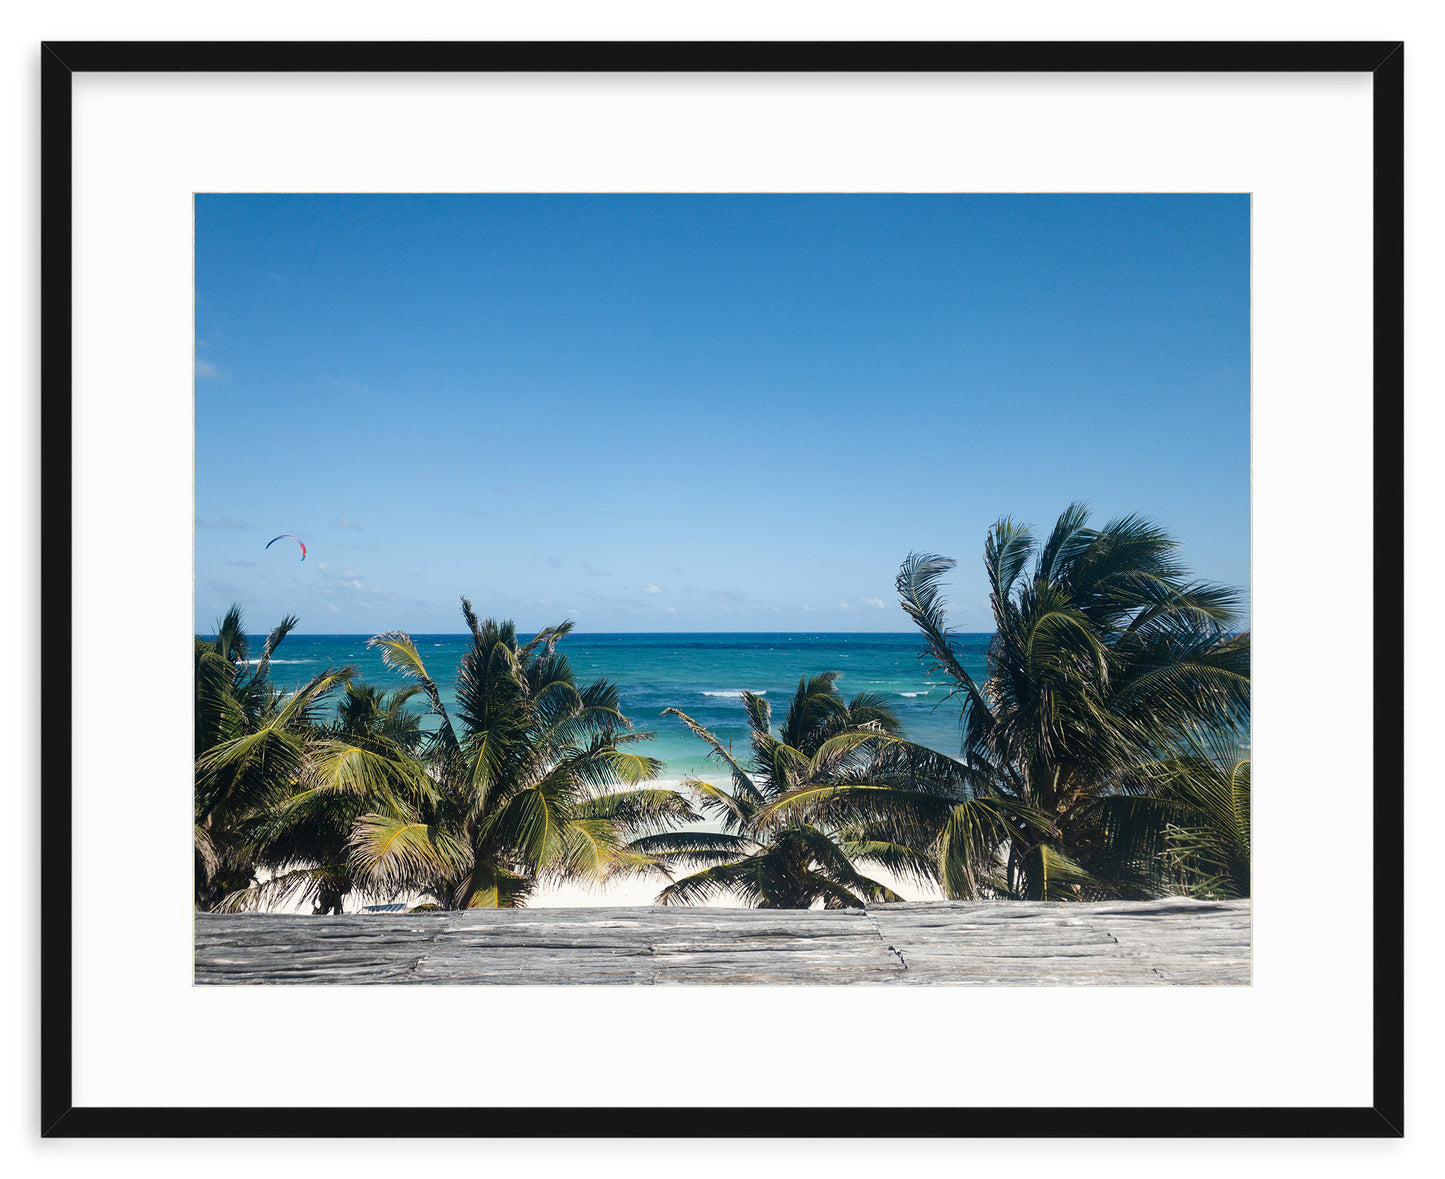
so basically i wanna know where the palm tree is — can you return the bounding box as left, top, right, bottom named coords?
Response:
left=194, top=605, right=352, bottom=910
left=895, top=503, right=1250, bottom=900
left=220, top=681, right=437, bottom=914
left=648, top=673, right=948, bottom=908
left=1096, top=726, right=1251, bottom=899
left=349, top=598, right=696, bottom=908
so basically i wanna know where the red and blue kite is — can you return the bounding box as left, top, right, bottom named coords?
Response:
left=265, top=534, right=306, bottom=561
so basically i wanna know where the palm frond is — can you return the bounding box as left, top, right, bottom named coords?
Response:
left=1034, top=501, right=1094, bottom=585
left=835, top=837, right=939, bottom=889
left=628, top=831, right=755, bottom=870
left=216, top=864, right=362, bottom=914
left=662, top=707, right=763, bottom=804
left=348, top=814, right=470, bottom=894
left=575, top=788, right=699, bottom=833
left=306, top=738, right=433, bottom=810
left=656, top=859, right=772, bottom=907
left=479, top=776, right=573, bottom=872
left=895, top=552, right=996, bottom=741
left=453, top=861, right=534, bottom=909
left=937, top=796, right=1056, bottom=899
left=369, top=631, right=459, bottom=753
left=1018, top=842, right=1105, bottom=902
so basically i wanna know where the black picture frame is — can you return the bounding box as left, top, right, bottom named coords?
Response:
left=40, top=39, right=1404, bottom=1139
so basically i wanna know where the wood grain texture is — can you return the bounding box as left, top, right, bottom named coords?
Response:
left=195, top=897, right=1250, bottom=986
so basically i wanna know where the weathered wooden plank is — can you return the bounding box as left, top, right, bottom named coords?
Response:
left=414, top=946, right=655, bottom=985
left=905, top=970, right=1226, bottom=987
left=195, top=898, right=1251, bottom=986
left=196, top=949, right=428, bottom=984
left=1150, top=966, right=1256, bottom=984
left=654, top=948, right=902, bottom=984
left=883, top=928, right=1103, bottom=941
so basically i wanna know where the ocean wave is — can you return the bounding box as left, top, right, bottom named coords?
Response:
left=701, top=689, right=766, bottom=698
left=899, top=691, right=929, bottom=697
left=245, top=658, right=312, bottom=664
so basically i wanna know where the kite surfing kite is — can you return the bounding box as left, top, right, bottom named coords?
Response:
left=265, top=534, right=307, bottom=561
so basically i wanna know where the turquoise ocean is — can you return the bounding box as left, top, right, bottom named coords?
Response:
left=249, top=632, right=989, bottom=785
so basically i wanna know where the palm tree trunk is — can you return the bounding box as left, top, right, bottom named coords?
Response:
left=314, top=880, right=346, bottom=915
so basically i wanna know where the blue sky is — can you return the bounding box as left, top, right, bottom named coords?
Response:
left=195, top=194, right=1249, bottom=635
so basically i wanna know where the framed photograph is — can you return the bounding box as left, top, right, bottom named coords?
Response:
left=42, top=41, right=1403, bottom=1137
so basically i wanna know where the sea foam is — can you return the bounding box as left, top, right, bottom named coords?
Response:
left=701, top=689, right=766, bottom=698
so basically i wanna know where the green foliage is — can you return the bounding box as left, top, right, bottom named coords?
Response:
left=896, top=504, right=1251, bottom=900
left=193, top=605, right=352, bottom=911
left=347, top=598, right=696, bottom=908
left=655, top=673, right=946, bottom=908
left=200, top=599, right=695, bottom=914
left=200, top=511, right=1249, bottom=919
left=225, top=682, right=437, bottom=914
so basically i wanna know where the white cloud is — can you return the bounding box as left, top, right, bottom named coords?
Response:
left=664, top=606, right=677, bottom=614
left=195, top=358, right=218, bottom=380
left=642, top=584, right=663, bottom=595
left=837, top=599, right=852, bottom=611
left=862, top=597, right=886, bottom=609
left=335, top=515, right=362, bottom=530
left=801, top=604, right=815, bottom=613
left=582, top=561, right=611, bottom=577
